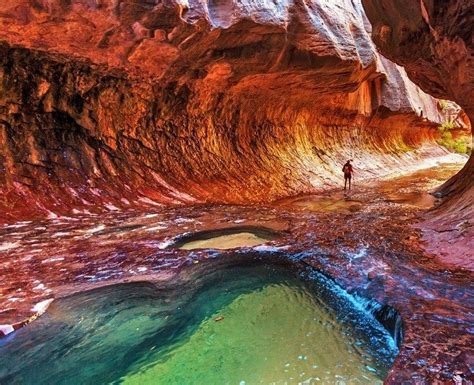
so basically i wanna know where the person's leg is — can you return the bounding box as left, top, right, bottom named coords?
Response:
left=344, top=177, right=347, bottom=190
left=349, top=175, right=351, bottom=190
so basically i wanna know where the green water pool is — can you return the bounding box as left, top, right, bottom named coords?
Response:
left=0, top=263, right=397, bottom=384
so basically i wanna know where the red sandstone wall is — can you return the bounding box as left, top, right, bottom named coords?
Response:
left=362, top=0, right=473, bottom=273
left=0, top=0, right=456, bottom=220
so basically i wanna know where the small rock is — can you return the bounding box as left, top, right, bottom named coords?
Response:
left=367, top=271, right=377, bottom=280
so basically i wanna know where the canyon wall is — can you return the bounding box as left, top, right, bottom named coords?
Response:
left=0, top=0, right=455, bottom=220
left=362, top=0, right=473, bottom=268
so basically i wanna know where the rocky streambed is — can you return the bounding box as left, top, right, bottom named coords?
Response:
left=0, top=161, right=472, bottom=384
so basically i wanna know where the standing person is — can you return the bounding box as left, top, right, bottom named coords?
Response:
left=342, top=160, right=354, bottom=191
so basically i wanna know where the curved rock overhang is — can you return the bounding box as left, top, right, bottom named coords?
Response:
left=0, top=0, right=465, bottom=220
left=361, top=0, right=473, bottom=268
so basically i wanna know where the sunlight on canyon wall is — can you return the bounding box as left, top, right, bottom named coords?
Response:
left=362, top=0, right=473, bottom=267
left=0, top=0, right=467, bottom=220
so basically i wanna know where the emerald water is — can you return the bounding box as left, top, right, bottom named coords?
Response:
left=0, top=263, right=397, bottom=384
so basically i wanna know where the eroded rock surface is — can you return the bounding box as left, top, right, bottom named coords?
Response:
left=0, top=1, right=472, bottom=384
left=0, top=163, right=471, bottom=384
left=361, top=0, right=473, bottom=272
left=0, top=0, right=453, bottom=220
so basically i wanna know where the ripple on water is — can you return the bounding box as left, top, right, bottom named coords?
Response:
left=0, top=263, right=397, bottom=385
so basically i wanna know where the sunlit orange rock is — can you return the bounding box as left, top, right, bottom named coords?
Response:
left=0, top=2, right=472, bottom=384
left=362, top=0, right=473, bottom=271
left=0, top=0, right=454, bottom=221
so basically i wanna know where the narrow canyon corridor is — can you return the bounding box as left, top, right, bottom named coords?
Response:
left=0, top=0, right=472, bottom=384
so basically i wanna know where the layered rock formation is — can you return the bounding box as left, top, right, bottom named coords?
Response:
left=362, top=0, right=473, bottom=268
left=1, top=2, right=472, bottom=384
left=0, top=0, right=451, bottom=221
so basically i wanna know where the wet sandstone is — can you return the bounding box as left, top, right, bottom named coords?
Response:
left=362, top=0, right=473, bottom=273
left=0, top=1, right=472, bottom=384
left=0, top=0, right=457, bottom=221
left=0, top=163, right=472, bottom=384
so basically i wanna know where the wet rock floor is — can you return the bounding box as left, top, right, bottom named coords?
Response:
left=0, top=163, right=472, bottom=384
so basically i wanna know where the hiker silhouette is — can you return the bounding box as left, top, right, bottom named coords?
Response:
left=342, top=160, right=354, bottom=191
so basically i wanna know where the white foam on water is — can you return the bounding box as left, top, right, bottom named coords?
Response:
left=308, top=269, right=398, bottom=352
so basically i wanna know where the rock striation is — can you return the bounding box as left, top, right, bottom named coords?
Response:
left=362, top=0, right=473, bottom=272
left=0, top=0, right=451, bottom=220
left=0, top=1, right=473, bottom=384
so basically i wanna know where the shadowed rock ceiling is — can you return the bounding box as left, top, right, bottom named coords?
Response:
left=2, top=0, right=469, bottom=221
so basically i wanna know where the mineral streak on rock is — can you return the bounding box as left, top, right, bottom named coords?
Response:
left=0, top=0, right=455, bottom=221
left=361, top=0, right=473, bottom=264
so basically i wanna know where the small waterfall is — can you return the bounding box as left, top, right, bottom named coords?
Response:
left=349, top=291, right=404, bottom=348
left=301, top=265, right=404, bottom=349
left=372, top=305, right=404, bottom=348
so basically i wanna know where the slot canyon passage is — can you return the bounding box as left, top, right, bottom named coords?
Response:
left=0, top=0, right=472, bottom=384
